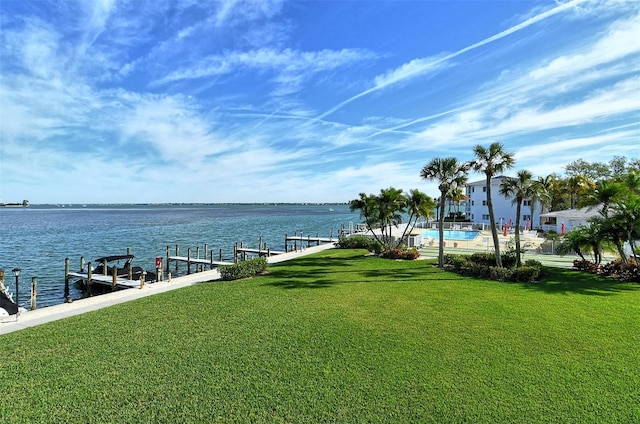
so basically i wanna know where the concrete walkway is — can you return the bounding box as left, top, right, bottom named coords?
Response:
left=418, top=246, right=618, bottom=269
left=419, top=246, right=579, bottom=268
left=1, top=243, right=336, bottom=335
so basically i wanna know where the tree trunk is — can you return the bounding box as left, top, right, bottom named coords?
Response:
left=615, top=242, right=628, bottom=264
left=438, top=193, right=447, bottom=268
left=486, top=174, right=502, bottom=267
left=515, top=201, right=522, bottom=267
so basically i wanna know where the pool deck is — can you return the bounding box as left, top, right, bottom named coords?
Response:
left=419, top=229, right=545, bottom=251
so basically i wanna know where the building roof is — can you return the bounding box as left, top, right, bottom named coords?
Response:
left=467, top=175, right=511, bottom=186
left=539, top=205, right=603, bottom=220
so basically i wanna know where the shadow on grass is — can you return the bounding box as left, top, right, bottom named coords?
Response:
left=263, top=254, right=460, bottom=290
left=519, top=267, right=639, bottom=296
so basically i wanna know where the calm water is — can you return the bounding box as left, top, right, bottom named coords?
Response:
left=0, top=204, right=360, bottom=309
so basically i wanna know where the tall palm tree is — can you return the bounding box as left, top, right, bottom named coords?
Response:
left=470, top=142, right=515, bottom=267
left=499, top=170, right=535, bottom=267
left=420, top=157, right=469, bottom=268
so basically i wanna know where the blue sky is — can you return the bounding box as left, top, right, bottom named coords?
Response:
left=1, top=0, right=638, bottom=204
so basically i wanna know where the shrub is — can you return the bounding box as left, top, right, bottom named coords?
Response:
left=524, top=259, right=543, bottom=268
left=595, top=258, right=640, bottom=283
left=618, top=264, right=640, bottom=283
left=501, top=250, right=518, bottom=268
left=510, top=266, right=542, bottom=283
left=444, top=254, right=469, bottom=271
left=469, top=252, right=496, bottom=267
left=381, top=248, right=420, bottom=260
left=573, top=259, right=598, bottom=273
left=464, top=261, right=491, bottom=279
left=489, top=266, right=509, bottom=282
left=337, top=235, right=376, bottom=250
left=219, top=257, right=268, bottom=281
left=441, top=252, right=542, bottom=282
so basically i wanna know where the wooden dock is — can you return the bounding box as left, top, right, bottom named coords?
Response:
left=234, top=243, right=285, bottom=261
left=165, top=245, right=234, bottom=275
left=64, top=254, right=153, bottom=299
left=284, top=234, right=337, bottom=252
left=66, top=271, right=142, bottom=289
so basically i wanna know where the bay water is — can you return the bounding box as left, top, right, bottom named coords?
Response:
left=0, top=204, right=361, bottom=309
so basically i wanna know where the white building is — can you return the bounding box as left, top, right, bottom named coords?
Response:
left=538, top=205, right=602, bottom=234
left=465, top=176, right=543, bottom=229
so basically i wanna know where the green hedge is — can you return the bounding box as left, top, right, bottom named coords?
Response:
left=443, top=253, right=543, bottom=283
left=336, top=235, right=383, bottom=253
left=219, top=257, right=268, bottom=281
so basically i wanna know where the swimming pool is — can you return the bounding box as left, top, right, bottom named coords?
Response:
left=422, top=229, right=480, bottom=240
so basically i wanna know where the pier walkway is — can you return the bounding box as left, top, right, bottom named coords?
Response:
left=0, top=243, right=336, bottom=335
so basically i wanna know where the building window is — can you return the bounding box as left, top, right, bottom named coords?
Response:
left=471, top=200, right=475, bottom=206
left=482, top=187, right=487, bottom=192
left=523, top=200, right=532, bottom=206
left=472, top=214, right=475, bottom=220
left=523, top=214, right=531, bottom=221
left=482, top=214, right=490, bottom=220
left=482, top=200, right=487, bottom=206
left=472, top=187, right=475, bottom=193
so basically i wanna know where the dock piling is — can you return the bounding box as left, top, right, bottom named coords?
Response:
left=64, top=258, right=70, bottom=300
left=166, top=246, right=171, bottom=273
left=87, top=262, right=93, bottom=297
left=31, top=277, right=37, bottom=310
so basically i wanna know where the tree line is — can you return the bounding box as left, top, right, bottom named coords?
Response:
left=350, top=143, right=639, bottom=271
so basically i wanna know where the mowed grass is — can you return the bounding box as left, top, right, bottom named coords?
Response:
left=1, top=249, right=639, bottom=423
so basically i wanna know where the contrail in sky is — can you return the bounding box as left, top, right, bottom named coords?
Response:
left=317, top=0, right=589, bottom=120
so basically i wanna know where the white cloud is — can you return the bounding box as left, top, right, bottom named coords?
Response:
left=155, top=47, right=378, bottom=95
left=120, top=95, right=230, bottom=162
left=373, top=56, right=451, bottom=89
left=318, top=0, right=592, bottom=119
left=528, top=12, right=640, bottom=82
left=214, top=0, right=284, bottom=28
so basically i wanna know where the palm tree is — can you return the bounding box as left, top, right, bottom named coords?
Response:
left=567, top=175, right=595, bottom=209
left=470, top=142, right=515, bottom=267
left=397, top=189, right=436, bottom=246
left=376, top=187, right=407, bottom=249
left=420, top=157, right=469, bottom=268
left=557, top=222, right=606, bottom=266
left=499, top=170, right=535, bottom=267
left=349, top=188, right=411, bottom=251
left=350, top=192, right=383, bottom=244
left=447, top=187, right=467, bottom=223
left=611, top=193, right=640, bottom=262
left=582, top=179, right=623, bottom=218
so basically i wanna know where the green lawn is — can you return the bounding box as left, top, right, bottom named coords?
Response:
left=1, top=249, right=638, bottom=423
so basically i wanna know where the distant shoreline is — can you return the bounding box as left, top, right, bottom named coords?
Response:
left=4, top=202, right=348, bottom=208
